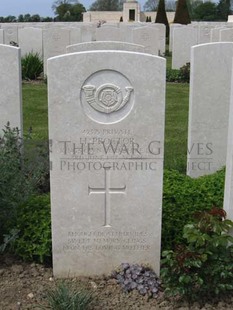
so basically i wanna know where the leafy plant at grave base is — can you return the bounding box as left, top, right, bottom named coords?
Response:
left=12, top=194, right=52, bottom=264
left=179, top=62, right=190, bottom=83
left=166, top=63, right=190, bottom=83
left=162, top=168, right=225, bottom=250
left=161, top=208, right=233, bottom=303
left=39, top=281, right=94, bottom=310
left=112, top=263, right=160, bottom=298
left=21, top=51, right=43, bottom=80
left=0, top=123, right=50, bottom=250
left=0, top=124, right=33, bottom=243
left=166, top=68, right=181, bottom=82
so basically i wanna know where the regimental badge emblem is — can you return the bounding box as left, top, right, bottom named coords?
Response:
left=81, top=70, right=134, bottom=124
left=82, top=83, right=133, bottom=114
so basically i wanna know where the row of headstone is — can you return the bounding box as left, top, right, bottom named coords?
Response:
left=170, top=22, right=233, bottom=69
left=2, top=38, right=233, bottom=277
left=0, top=44, right=22, bottom=135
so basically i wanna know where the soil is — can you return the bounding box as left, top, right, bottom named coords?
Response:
left=1, top=254, right=233, bottom=310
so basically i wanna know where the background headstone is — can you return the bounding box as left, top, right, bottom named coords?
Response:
left=0, top=44, right=22, bottom=134
left=43, top=28, right=70, bottom=74
left=96, top=27, right=123, bottom=41
left=18, top=27, right=43, bottom=57
left=132, top=27, right=159, bottom=55
left=172, top=26, right=198, bottom=69
left=187, top=42, right=233, bottom=178
left=66, top=41, right=145, bottom=53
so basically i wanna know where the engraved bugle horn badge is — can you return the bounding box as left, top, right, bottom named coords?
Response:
left=82, top=83, right=133, bottom=114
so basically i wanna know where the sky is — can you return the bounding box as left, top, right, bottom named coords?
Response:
left=0, top=0, right=147, bottom=17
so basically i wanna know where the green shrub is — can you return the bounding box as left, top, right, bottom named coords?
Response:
left=161, top=208, right=233, bottom=302
left=166, top=68, right=181, bottom=82
left=12, top=194, right=51, bottom=264
left=0, top=124, right=33, bottom=242
left=179, top=62, right=190, bottom=82
left=162, top=169, right=225, bottom=250
left=0, top=123, right=50, bottom=252
left=166, top=63, right=190, bottom=83
left=41, top=281, right=94, bottom=310
left=21, top=52, right=43, bottom=80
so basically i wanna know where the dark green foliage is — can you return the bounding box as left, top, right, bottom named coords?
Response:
left=192, top=2, right=218, bottom=21
left=52, top=0, right=86, bottom=21
left=148, top=16, right=152, bottom=22
left=192, top=0, right=230, bottom=21
left=89, top=0, right=122, bottom=11
left=155, top=0, right=169, bottom=37
left=0, top=125, right=33, bottom=242
left=217, top=0, right=231, bottom=20
left=162, top=169, right=225, bottom=250
left=146, top=16, right=149, bottom=22
left=12, top=194, right=51, bottom=264
left=173, top=0, right=191, bottom=24
left=21, top=52, right=43, bottom=80
left=166, top=63, right=190, bottom=83
left=161, top=208, right=233, bottom=302
left=41, top=281, right=94, bottom=310
left=0, top=124, right=50, bottom=246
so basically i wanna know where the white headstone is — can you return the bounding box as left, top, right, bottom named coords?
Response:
left=210, top=27, right=225, bottom=42
left=187, top=43, right=233, bottom=178
left=96, top=27, right=123, bottom=41
left=0, top=45, right=22, bottom=134
left=2, top=25, right=18, bottom=45
left=224, top=60, right=233, bottom=221
left=69, top=27, right=82, bottom=45
left=48, top=50, right=165, bottom=277
left=18, top=27, right=43, bottom=57
left=66, top=41, right=145, bottom=53
left=132, top=27, right=159, bottom=55
left=150, top=24, right=166, bottom=55
left=198, top=24, right=213, bottom=44
left=43, top=28, right=70, bottom=74
left=172, top=26, right=198, bottom=69
left=220, top=28, right=233, bottom=42
left=0, top=29, right=4, bottom=44
left=169, top=23, right=182, bottom=52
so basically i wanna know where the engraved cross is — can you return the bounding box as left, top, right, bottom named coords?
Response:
left=88, top=167, right=126, bottom=228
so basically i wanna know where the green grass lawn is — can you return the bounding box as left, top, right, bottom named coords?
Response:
left=22, top=81, right=189, bottom=172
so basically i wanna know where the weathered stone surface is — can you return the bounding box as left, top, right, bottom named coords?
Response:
left=96, top=26, right=123, bottom=41
left=0, top=44, right=22, bottom=134
left=43, top=28, right=70, bottom=74
left=187, top=42, right=233, bottom=177
left=48, top=50, right=165, bottom=277
left=132, top=26, right=159, bottom=55
left=66, top=41, right=145, bottom=53
left=172, top=26, right=198, bottom=69
left=18, top=27, right=43, bottom=57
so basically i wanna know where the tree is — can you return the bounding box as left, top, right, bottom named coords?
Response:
left=30, top=14, right=41, bottom=22
left=52, top=0, right=86, bottom=21
left=192, top=2, right=218, bottom=21
left=217, top=0, right=231, bottom=20
left=173, top=0, right=191, bottom=24
left=143, top=0, right=158, bottom=11
left=155, top=0, right=169, bottom=37
left=89, top=0, right=122, bottom=11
